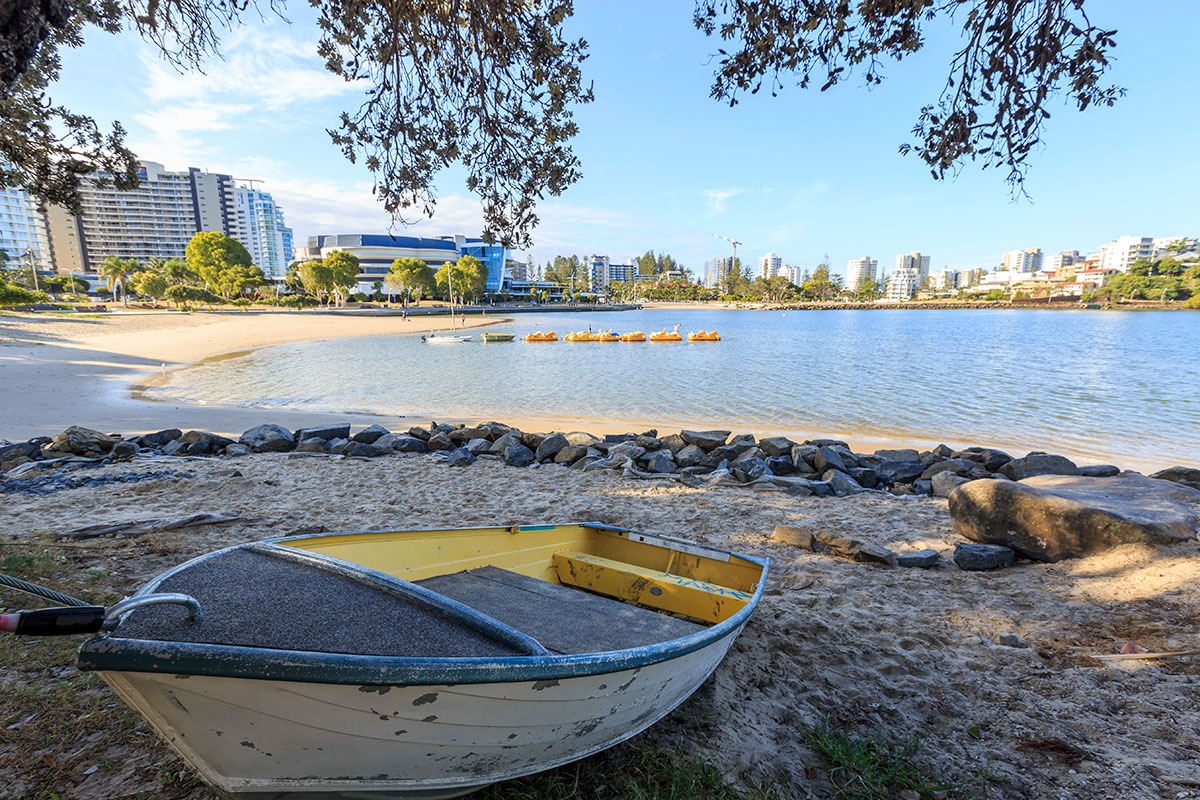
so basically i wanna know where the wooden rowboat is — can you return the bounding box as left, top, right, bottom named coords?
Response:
left=76, top=523, right=768, bottom=798
left=480, top=332, right=515, bottom=342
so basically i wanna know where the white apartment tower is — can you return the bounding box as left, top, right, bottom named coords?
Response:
left=846, top=256, right=877, bottom=290
left=705, top=256, right=735, bottom=289
left=1049, top=250, right=1080, bottom=272
left=1097, top=236, right=1155, bottom=273
left=758, top=252, right=782, bottom=280
left=895, top=251, right=931, bottom=285
left=1001, top=247, right=1044, bottom=273
left=885, top=267, right=919, bottom=301
left=0, top=188, right=53, bottom=272
left=233, top=185, right=294, bottom=279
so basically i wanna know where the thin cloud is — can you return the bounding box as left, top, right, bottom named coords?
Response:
left=702, top=187, right=745, bottom=216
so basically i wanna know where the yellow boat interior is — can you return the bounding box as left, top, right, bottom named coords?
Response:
left=108, top=524, right=766, bottom=659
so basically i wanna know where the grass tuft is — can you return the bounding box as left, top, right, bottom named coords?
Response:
left=803, top=720, right=966, bottom=800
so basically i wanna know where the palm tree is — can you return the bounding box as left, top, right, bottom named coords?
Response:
left=100, top=256, right=137, bottom=307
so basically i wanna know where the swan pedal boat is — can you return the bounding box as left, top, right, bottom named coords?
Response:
left=564, top=331, right=594, bottom=342
left=648, top=330, right=683, bottom=342
left=618, top=332, right=646, bottom=342
left=76, top=523, right=768, bottom=799
left=592, top=331, right=620, bottom=342
left=687, top=331, right=721, bottom=342
left=523, top=332, right=557, bottom=342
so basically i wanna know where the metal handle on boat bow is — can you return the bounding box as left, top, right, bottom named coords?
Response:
left=101, top=593, right=202, bottom=630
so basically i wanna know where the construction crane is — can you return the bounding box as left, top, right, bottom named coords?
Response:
left=712, top=234, right=742, bottom=267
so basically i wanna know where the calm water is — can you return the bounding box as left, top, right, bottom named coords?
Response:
left=148, top=310, right=1199, bottom=470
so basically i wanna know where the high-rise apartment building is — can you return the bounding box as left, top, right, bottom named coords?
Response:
left=895, top=251, right=931, bottom=285
left=846, top=256, right=877, bottom=290
left=778, top=264, right=800, bottom=285
left=929, top=268, right=959, bottom=291
left=44, top=160, right=291, bottom=275
left=705, top=256, right=735, bottom=289
left=1097, top=236, right=1154, bottom=273
left=1049, top=250, right=1080, bottom=273
left=758, top=252, right=782, bottom=280
left=885, top=267, right=919, bottom=301
left=0, top=188, right=53, bottom=272
left=1001, top=247, right=1043, bottom=273
left=588, top=256, right=636, bottom=292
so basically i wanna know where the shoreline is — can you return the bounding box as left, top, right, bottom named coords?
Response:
left=0, top=310, right=1188, bottom=473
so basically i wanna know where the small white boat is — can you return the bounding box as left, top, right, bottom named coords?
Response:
left=70, top=523, right=768, bottom=798
left=420, top=333, right=471, bottom=343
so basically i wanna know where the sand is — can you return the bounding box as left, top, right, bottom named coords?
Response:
left=2, top=452, right=1198, bottom=798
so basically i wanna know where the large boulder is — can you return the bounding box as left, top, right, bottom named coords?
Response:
left=535, top=433, right=569, bottom=462
left=352, top=424, right=391, bottom=444
left=921, top=458, right=976, bottom=480
left=489, top=433, right=520, bottom=454
left=954, top=543, right=1015, bottom=570
left=732, top=456, right=768, bottom=482
left=1151, top=466, right=1200, bottom=490
left=874, top=447, right=919, bottom=462
left=675, top=444, right=706, bottom=468
left=294, top=424, right=350, bottom=442
left=504, top=444, right=536, bottom=467
left=823, top=469, right=865, bottom=496
left=680, top=429, right=731, bottom=450
left=447, top=447, right=475, bottom=467
left=876, top=460, right=926, bottom=485
left=608, top=441, right=647, bottom=461
left=758, top=436, right=796, bottom=458
left=48, top=426, right=118, bottom=455
left=658, top=433, right=687, bottom=454
left=931, top=471, right=970, bottom=498
left=812, top=446, right=847, bottom=474
left=426, top=432, right=453, bottom=451
left=948, top=474, right=1200, bottom=562
left=239, top=424, right=294, bottom=453
left=564, top=431, right=601, bottom=448
left=700, top=444, right=741, bottom=468
left=375, top=433, right=427, bottom=453
left=998, top=453, right=1079, bottom=481
left=645, top=450, right=678, bottom=474
left=554, top=446, right=589, bottom=464
left=138, top=428, right=182, bottom=448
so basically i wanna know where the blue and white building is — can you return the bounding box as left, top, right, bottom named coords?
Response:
left=0, top=187, right=53, bottom=273
left=234, top=185, right=294, bottom=279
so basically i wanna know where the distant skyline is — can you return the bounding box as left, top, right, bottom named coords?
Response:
left=48, top=1, right=1199, bottom=276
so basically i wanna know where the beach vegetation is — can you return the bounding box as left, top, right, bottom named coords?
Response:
left=184, top=232, right=268, bottom=299
left=0, top=279, right=50, bottom=305
left=436, top=255, right=489, bottom=303
left=129, top=270, right=168, bottom=306
left=98, top=256, right=139, bottom=306
left=385, top=257, right=436, bottom=303
left=803, top=720, right=967, bottom=799
left=324, top=250, right=362, bottom=306
left=297, top=260, right=335, bottom=305
left=164, top=284, right=222, bottom=308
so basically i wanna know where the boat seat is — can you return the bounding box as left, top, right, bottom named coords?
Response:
left=111, top=548, right=527, bottom=659
left=552, top=551, right=752, bottom=624
left=416, top=566, right=703, bottom=655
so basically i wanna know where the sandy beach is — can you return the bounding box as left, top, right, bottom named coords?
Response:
left=1, top=452, right=1197, bottom=798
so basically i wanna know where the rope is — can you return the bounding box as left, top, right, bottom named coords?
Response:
left=0, top=573, right=89, bottom=607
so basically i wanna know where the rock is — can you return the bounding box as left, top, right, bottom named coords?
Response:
left=680, top=429, right=731, bottom=450
left=847, top=467, right=877, bottom=488
left=954, top=542, right=1016, bottom=570
left=813, top=446, right=847, bottom=474
left=1150, top=466, right=1200, bottom=488
left=932, top=443, right=955, bottom=458
left=732, top=456, right=768, bottom=482
left=504, top=444, right=536, bottom=467
left=479, top=422, right=510, bottom=440
left=766, top=456, right=795, bottom=475
left=658, top=433, right=687, bottom=454
left=791, top=444, right=818, bottom=470
left=949, top=474, right=1200, bottom=562
left=426, top=432, right=453, bottom=451
left=921, top=458, right=976, bottom=480
left=675, top=444, right=706, bottom=468
left=807, top=438, right=849, bottom=449
left=49, top=426, right=118, bottom=455
left=645, top=450, right=677, bottom=474
left=406, top=426, right=434, bottom=442
left=139, top=428, right=182, bottom=448
left=571, top=457, right=598, bottom=470
left=807, top=481, right=834, bottom=498
left=554, top=445, right=588, bottom=464
left=564, top=431, right=601, bottom=447
left=912, top=479, right=932, bottom=495
left=931, top=471, right=971, bottom=498
left=1, top=441, right=43, bottom=463
left=999, top=453, right=1079, bottom=481
left=447, top=447, right=475, bottom=467
left=489, top=433, right=520, bottom=454
left=210, top=434, right=235, bottom=450
left=771, top=525, right=819, bottom=550
left=465, top=437, right=493, bottom=456
left=728, top=433, right=757, bottom=449
left=386, top=435, right=428, bottom=453
left=294, top=424, right=350, bottom=442
left=700, top=444, right=741, bottom=468
left=758, top=436, right=797, bottom=458
left=889, top=484, right=915, bottom=496
left=344, top=441, right=384, bottom=458
left=447, top=426, right=487, bottom=444
left=874, top=447, right=919, bottom=462
left=328, top=439, right=353, bottom=455
left=1077, top=464, right=1121, bottom=478
left=896, top=549, right=940, bottom=568
left=295, top=438, right=327, bottom=453
left=814, top=530, right=896, bottom=566
left=602, top=433, right=635, bottom=444
left=111, top=441, right=139, bottom=460
left=876, top=460, right=926, bottom=485
left=608, top=441, right=646, bottom=461
left=998, top=634, right=1030, bottom=648
left=634, top=435, right=662, bottom=451
left=224, top=443, right=250, bottom=457
left=239, top=424, right=295, bottom=453
left=520, top=431, right=548, bottom=450
left=162, top=440, right=185, bottom=456
left=535, top=433, right=569, bottom=462
left=352, top=424, right=390, bottom=444
left=822, top=469, right=864, bottom=496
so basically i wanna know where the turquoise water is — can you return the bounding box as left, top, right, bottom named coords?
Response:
left=149, top=309, right=1200, bottom=470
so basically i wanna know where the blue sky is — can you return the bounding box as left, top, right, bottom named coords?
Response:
left=51, top=1, right=1198, bottom=277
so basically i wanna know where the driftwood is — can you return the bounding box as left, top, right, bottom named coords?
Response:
left=61, top=513, right=265, bottom=540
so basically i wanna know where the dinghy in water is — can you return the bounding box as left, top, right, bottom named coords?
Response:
left=74, top=523, right=768, bottom=799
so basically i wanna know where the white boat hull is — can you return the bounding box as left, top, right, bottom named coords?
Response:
left=98, top=626, right=741, bottom=798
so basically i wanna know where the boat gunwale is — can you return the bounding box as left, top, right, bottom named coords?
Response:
left=77, top=523, right=768, bottom=686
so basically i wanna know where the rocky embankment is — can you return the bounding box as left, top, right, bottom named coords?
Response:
left=3, top=423, right=1198, bottom=568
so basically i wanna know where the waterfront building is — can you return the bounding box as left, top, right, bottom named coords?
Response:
left=589, top=256, right=636, bottom=293
left=884, top=267, right=919, bottom=301
left=1049, top=250, right=1080, bottom=273
left=758, top=252, right=782, bottom=280
left=1153, top=236, right=1197, bottom=258
left=0, top=187, right=53, bottom=272
left=929, top=268, right=959, bottom=291
left=845, top=256, right=877, bottom=290
left=1097, top=236, right=1155, bottom=273
left=44, top=160, right=291, bottom=275
left=958, top=267, right=988, bottom=287
left=778, top=264, right=800, bottom=284
left=507, top=261, right=528, bottom=282
left=704, top=256, right=735, bottom=289
left=1001, top=247, right=1043, bottom=273
left=1075, top=268, right=1117, bottom=288
left=895, top=251, right=931, bottom=285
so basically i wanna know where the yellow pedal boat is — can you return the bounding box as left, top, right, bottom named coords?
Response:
left=687, top=331, right=721, bottom=342
left=565, top=331, right=594, bottom=342
left=593, top=331, right=620, bottom=342
left=649, top=330, right=683, bottom=342
left=618, top=332, right=646, bottom=342
left=524, top=331, right=558, bottom=342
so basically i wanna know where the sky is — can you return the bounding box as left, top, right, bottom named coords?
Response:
left=50, top=1, right=1200, bottom=277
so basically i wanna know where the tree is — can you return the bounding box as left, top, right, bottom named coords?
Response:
left=384, top=257, right=435, bottom=302
left=98, top=256, right=138, bottom=306
left=324, top=250, right=361, bottom=306
left=297, top=260, right=334, bottom=305
left=162, top=258, right=197, bottom=286
left=435, top=255, right=489, bottom=303
left=1, top=1, right=1123, bottom=242
left=129, top=271, right=168, bottom=306
left=185, top=232, right=255, bottom=298
left=1128, top=259, right=1154, bottom=277
left=636, top=251, right=658, bottom=277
